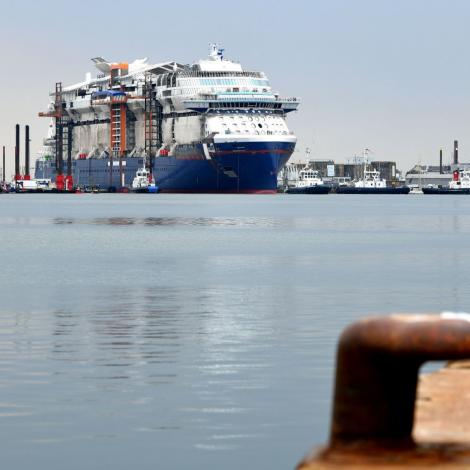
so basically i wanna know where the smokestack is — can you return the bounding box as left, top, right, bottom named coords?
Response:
left=15, top=124, right=20, bottom=180
left=439, top=149, right=443, bottom=174
left=25, top=125, right=30, bottom=179
left=2, top=146, right=5, bottom=182
left=454, top=140, right=459, bottom=165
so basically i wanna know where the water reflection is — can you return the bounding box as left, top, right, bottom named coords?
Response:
left=52, top=217, right=284, bottom=227
left=44, top=285, right=278, bottom=398
left=3, top=214, right=470, bottom=234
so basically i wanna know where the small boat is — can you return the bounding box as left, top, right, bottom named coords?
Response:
left=285, top=167, right=331, bottom=194
left=131, top=168, right=159, bottom=193
left=422, top=169, right=470, bottom=194
left=336, top=169, right=410, bottom=194
left=408, top=186, right=423, bottom=194
left=336, top=149, right=410, bottom=194
left=11, top=178, right=53, bottom=193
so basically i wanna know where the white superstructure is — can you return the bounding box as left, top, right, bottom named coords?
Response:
left=354, top=149, right=387, bottom=188
left=449, top=169, right=470, bottom=189
left=294, top=166, right=325, bottom=188
left=39, top=44, right=299, bottom=160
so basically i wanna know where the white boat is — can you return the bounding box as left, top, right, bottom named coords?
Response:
left=449, top=169, right=470, bottom=189
left=353, top=150, right=386, bottom=188
left=337, top=149, right=410, bottom=194
left=423, top=168, right=470, bottom=194
left=354, top=168, right=387, bottom=188
left=13, top=178, right=52, bottom=192
left=408, top=186, right=423, bottom=194
left=285, top=166, right=331, bottom=194
left=131, top=168, right=158, bottom=193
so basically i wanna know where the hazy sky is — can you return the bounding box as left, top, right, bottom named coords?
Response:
left=1, top=0, right=469, bottom=177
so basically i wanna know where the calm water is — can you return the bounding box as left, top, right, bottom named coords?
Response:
left=1, top=193, right=470, bottom=469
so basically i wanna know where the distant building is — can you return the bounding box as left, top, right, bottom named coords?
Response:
left=370, top=161, right=396, bottom=184
left=308, top=160, right=334, bottom=177
left=408, top=173, right=452, bottom=187
left=405, top=164, right=455, bottom=187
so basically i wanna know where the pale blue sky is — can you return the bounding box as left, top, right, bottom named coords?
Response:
left=1, top=0, right=470, bottom=175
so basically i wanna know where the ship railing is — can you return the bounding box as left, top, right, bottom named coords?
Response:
left=187, top=94, right=299, bottom=102
left=179, top=70, right=266, bottom=79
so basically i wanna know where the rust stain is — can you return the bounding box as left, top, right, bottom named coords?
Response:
left=298, top=315, right=470, bottom=469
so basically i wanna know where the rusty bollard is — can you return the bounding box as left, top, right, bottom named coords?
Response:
left=298, top=314, right=470, bottom=469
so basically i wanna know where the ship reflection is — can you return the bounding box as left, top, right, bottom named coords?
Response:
left=53, top=216, right=282, bottom=227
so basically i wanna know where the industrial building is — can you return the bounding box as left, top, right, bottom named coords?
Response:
left=404, top=141, right=466, bottom=187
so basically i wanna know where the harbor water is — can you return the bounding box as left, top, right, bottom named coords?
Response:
left=1, top=194, right=470, bottom=470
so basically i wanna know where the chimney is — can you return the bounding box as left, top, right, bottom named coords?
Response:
left=15, top=124, right=20, bottom=180
left=439, top=149, right=443, bottom=174
left=24, top=125, right=30, bottom=180
left=454, top=140, right=459, bottom=165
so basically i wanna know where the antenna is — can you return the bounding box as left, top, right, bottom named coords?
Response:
left=208, top=43, right=224, bottom=60
left=305, top=147, right=311, bottom=161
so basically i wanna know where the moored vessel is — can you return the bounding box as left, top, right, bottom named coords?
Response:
left=131, top=167, right=158, bottom=193
left=336, top=149, right=410, bottom=194
left=35, top=45, right=299, bottom=193
left=422, top=168, right=470, bottom=194
left=285, top=165, right=331, bottom=194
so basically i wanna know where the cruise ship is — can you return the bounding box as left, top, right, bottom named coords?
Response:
left=35, top=45, right=299, bottom=193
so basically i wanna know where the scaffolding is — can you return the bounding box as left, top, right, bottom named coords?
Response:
left=38, top=82, right=73, bottom=190
left=109, top=94, right=127, bottom=188
left=144, top=73, right=162, bottom=180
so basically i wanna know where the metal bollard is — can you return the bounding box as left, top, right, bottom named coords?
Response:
left=298, top=314, right=470, bottom=469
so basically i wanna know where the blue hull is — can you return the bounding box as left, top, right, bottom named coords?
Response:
left=35, top=141, right=294, bottom=193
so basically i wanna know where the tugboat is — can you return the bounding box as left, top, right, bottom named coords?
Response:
left=422, top=169, right=470, bottom=194
left=285, top=166, right=331, bottom=194
left=131, top=168, right=159, bottom=193
left=336, top=149, right=410, bottom=194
